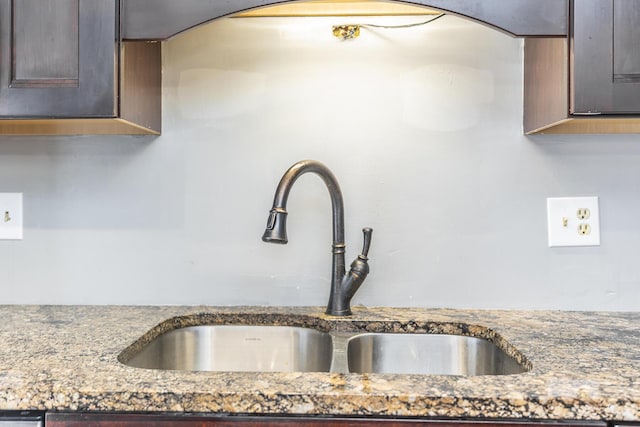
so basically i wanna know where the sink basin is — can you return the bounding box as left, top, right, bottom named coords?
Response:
left=347, top=333, right=526, bottom=375
left=121, top=325, right=333, bottom=373
left=120, top=318, right=529, bottom=376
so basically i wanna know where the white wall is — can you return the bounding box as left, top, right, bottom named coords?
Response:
left=0, top=15, right=639, bottom=310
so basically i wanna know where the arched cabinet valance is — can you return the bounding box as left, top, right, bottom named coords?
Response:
left=123, top=0, right=567, bottom=40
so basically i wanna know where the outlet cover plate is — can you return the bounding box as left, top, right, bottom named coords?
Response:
left=0, top=193, right=23, bottom=240
left=547, top=196, right=599, bottom=247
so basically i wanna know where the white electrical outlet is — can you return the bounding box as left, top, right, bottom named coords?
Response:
left=547, top=196, right=599, bottom=247
left=0, top=193, right=23, bottom=240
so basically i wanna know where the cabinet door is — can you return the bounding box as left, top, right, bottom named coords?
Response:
left=571, top=0, right=640, bottom=114
left=0, top=0, right=117, bottom=117
left=45, top=413, right=609, bottom=427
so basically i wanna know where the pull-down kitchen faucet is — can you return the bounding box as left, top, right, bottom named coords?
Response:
left=262, top=160, right=372, bottom=316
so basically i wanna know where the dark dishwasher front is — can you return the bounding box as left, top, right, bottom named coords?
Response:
left=0, top=411, right=44, bottom=427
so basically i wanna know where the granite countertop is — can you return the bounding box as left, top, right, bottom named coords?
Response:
left=0, top=305, right=638, bottom=421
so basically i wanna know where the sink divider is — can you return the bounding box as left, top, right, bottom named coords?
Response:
left=328, top=332, right=354, bottom=374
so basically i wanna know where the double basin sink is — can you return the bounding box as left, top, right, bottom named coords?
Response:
left=120, top=324, right=528, bottom=376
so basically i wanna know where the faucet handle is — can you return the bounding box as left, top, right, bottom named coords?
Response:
left=341, top=228, right=373, bottom=304
left=360, top=227, right=373, bottom=258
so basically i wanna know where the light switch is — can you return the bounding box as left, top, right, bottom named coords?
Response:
left=547, top=196, right=599, bottom=247
left=0, top=193, right=23, bottom=240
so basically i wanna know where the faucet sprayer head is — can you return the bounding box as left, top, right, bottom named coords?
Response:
left=262, top=208, right=288, bottom=244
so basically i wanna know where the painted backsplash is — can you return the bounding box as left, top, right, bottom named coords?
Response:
left=0, top=15, right=639, bottom=310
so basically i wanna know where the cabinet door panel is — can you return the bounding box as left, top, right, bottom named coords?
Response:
left=0, top=0, right=117, bottom=117
left=571, top=0, right=640, bottom=114
left=613, top=0, right=640, bottom=79
left=12, top=0, right=79, bottom=86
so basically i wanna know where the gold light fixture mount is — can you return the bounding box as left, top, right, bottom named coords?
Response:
left=332, top=24, right=361, bottom=39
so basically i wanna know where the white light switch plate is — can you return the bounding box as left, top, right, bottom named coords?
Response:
left=0, top=193, right=23, bottom=240
left=547, top=196, right=600, bottom=247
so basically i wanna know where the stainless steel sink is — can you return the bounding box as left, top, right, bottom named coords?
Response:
left=346, top=333, right=526, bottom=375
left=121, top=325, right=333, bottom=373
left=121, top=322, right=529, bottom=376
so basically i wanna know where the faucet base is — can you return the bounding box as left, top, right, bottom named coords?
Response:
left=325, top=294, right=353, bottom=316
left=325, top=308, right=352, bottom=317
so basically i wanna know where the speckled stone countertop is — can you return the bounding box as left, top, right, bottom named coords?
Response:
left=0, top=306, right=638, bottom=421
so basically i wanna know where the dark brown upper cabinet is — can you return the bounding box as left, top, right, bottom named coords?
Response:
left=0, top=0, right=160, bottom=135
left=572, top=0, right=640, bottom=114
left=524, top=0, right=640, bottom=134
left=6, top=0, right=640, bottom=136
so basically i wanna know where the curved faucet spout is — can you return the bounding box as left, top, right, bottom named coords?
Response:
left=263, top=160, right=345, bottom=247
left=262, top=160, right=372, bottom=316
